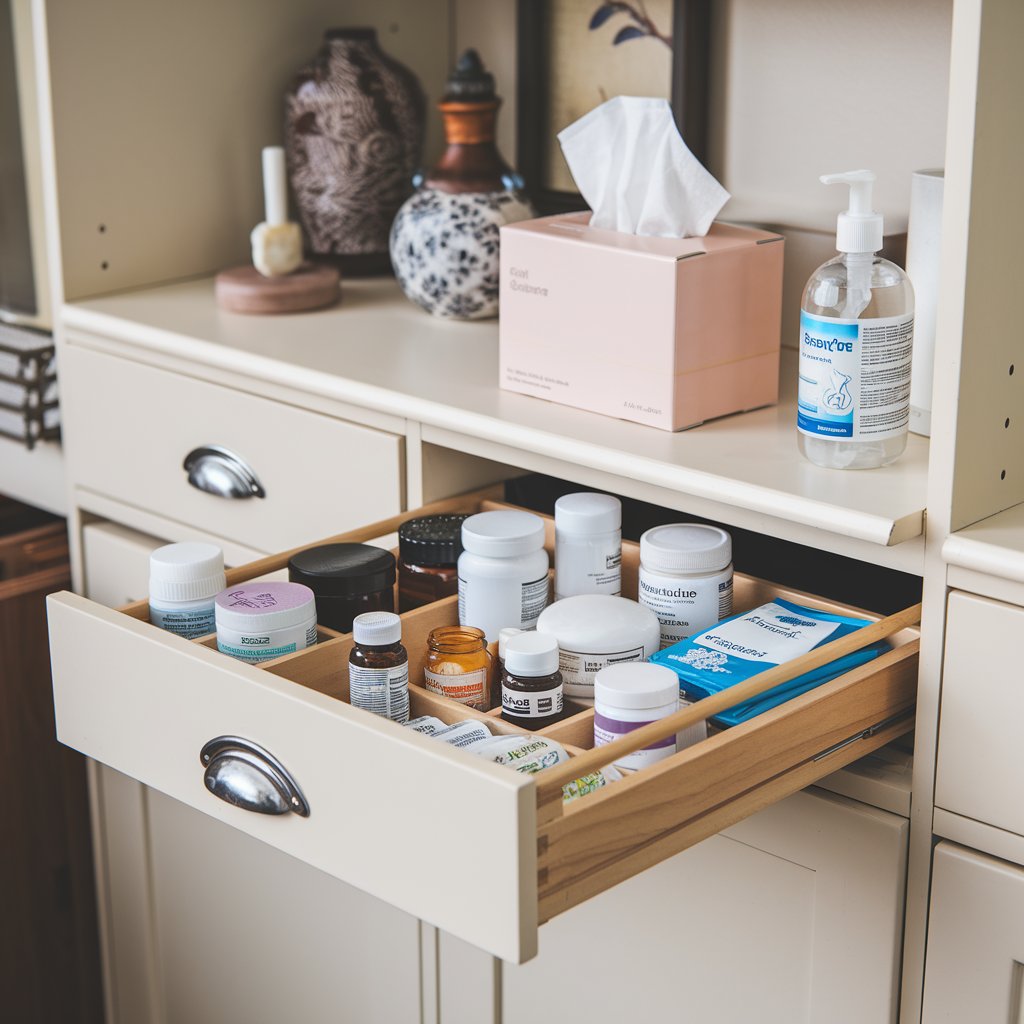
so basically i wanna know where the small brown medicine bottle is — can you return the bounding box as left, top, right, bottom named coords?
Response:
left=398, top=514, right=467, bottom=613
left=501, top=632, right=563, bottom=731
left=423, top=625, right=492, bottom=709
left=349, top=612, right=409, bottom=723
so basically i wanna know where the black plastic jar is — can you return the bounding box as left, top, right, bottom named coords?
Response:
left=288, top=543, right=396, bottom=634
left=398, top=513, right=467, bottom=613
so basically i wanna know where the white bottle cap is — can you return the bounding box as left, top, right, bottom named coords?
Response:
left=505, top=632, right=559, bottom=676
left=462, top=510, right=546, bottom=558
left=554, top=492, right=621, bottom=534
left=640, top=524, right=731, bottom=574
left=595, top=662, right=678, bottom=710
left=353, top=611, right=402, bottom=646
left=821, top=169, right=884, bottom=254
left=498, top=626, right=523, bottom=660
left=150, top=542, right=226, bottom=603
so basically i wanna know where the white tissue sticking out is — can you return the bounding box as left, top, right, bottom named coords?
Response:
left=557, top=96, right=730, bottom=238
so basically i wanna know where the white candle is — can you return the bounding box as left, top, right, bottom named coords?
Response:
left=262, top=146, right=288, bottom=226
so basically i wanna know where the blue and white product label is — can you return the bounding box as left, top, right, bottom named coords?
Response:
left=150, top=603, right=215, bottom=639
left=349, top=663, right=410, bottom=724
left=797, top=311, right=914, bottom=441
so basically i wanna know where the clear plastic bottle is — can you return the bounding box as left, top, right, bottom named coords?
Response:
left=797, top=170, right=915, bottom=470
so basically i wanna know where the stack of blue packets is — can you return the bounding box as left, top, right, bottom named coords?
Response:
left=649, top=597, right=888, bottom=727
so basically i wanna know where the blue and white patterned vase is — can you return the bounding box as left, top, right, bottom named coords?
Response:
left=389, top=50, right=534, bottom=320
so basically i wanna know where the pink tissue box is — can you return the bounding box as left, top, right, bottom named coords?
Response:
left=498, top=212, right=784, bottom=431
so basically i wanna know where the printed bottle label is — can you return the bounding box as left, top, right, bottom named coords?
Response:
left=424, top=666, right=488, bottom=706
left=594, top=711, right=675, bottom=770
left=558, top=646, right=645, bottom=699
left=502, top=685, right=563, bottom=721
left=639, top=569, right=731, bottom=650
left=797, top=310, right=914, bottom=442
left=349, top=662, right=410, bottom=723
left=520, top=575, right=550, bottom=628
left=150, top=604, right=216, bottom=639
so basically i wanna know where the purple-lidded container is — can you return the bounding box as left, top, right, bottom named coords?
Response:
left=215, top=581, right=318, bottom=664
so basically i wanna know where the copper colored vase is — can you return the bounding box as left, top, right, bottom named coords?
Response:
left=286, top=28, right=425, bottom=276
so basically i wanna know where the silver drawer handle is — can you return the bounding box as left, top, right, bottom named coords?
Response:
left=200, top=736, right=309, bottom=817
left=184, top=445, right=266, bottom=499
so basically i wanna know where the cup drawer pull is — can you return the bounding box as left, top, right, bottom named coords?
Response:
left=183, top=445, right=266, bottom=499
left=200, top=736, right=309, bottom=817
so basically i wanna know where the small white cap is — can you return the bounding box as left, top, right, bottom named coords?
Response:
left=462, top=510, right=546, bottom=558
left=595, top=662, right=678, bottom=710
left=640, top=524, right=731, bottom=574
left=505, top=632, right=559, bottom=676
left=498, top=627, right=522, bottom=660
left=150, top=542, right=226, bottom=603
left=554, top=492, right=621, bottom=535
left=353, top=611, right=401, bottom=646
left=821, top=169, right=884, bottom=254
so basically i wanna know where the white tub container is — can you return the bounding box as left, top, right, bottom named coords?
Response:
left=215, top=581, right=317, bottom=664
left=554, top=492, right=622, bottom=600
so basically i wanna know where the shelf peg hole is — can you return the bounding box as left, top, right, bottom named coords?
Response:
left=1001, top=469, right=1007, bottom=480
left=1006, top=418, right=1011, bottom=429
left=98, top=224, right=106, bottom=233
left=100, top=261, right=109, bottom=270
left=1011, top=364, right=1016, bottom=376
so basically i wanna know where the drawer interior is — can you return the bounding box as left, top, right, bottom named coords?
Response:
left=109, top=485, right=920, bottom=928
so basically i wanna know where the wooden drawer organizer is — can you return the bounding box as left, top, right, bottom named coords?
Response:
left=48, top=486, right=919, bottom=962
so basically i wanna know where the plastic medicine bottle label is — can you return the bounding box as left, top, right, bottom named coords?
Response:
left=150, top=604, right=215, bottom=639
left=797, top=311, right=914, bottom=442
left=349, top=663, right=410, bottom=723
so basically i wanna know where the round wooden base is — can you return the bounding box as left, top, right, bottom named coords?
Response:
left=215, top=264, right=341, bottom=314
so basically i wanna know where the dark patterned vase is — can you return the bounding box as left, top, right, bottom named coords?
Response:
left=286, top=28, right=425, bottom=276
left=390, top=50, right=534, bottom=319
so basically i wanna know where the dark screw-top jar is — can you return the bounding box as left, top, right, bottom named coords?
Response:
left=501, top=632, right=564, bottom=731
left=398, top=513, right=467, bottom=612
left=288, top=543, right=395, bottom=633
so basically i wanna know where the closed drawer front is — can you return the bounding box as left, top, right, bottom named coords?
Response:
left=49, top=489, right=919, bottom=963
left=62, top=344, right=403, bottom=552
left=936, top=591, right=1024, bottom=835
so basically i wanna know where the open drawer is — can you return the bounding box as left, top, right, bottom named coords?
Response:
left=48, top=487, right=919, bottom=963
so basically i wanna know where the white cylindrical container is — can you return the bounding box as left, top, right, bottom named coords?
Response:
left=906, top=169, right=944, bottom=437
left=594, top=662, right=680, bottom=771
left=536, top=594, right=660, bottom=703
left=149, top=541, right=226, bottom=639
left=639, top=524, right=733, bottom=649
left=554, top=492, right=622, bottom=600
left=458, top=511, right=549, bottom=642
left=215, top=581, right=318, bottom=664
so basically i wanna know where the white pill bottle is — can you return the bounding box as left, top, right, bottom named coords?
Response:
left=149, top=541, right=226, bottom=639
left=458, top=510, right=549, bottom=642
left=638, top=524, right=733, bottom=649
left=554, top=492, right=622, bottom=600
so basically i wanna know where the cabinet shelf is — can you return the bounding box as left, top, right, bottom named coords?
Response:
left=63, top=276, right=929, bottom=572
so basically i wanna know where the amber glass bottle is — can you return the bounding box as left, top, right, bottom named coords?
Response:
left=423, top=625, right=492, bottom=710
left=348, top=612, right=409, bottom=723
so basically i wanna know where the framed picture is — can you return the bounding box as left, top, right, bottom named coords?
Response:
left=516, top=0, right=711, bottom=214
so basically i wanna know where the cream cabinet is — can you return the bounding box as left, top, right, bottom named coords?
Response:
left=80, top=521, right=423, bottom=1024
left=923, top=843, right=1024, bottom=1023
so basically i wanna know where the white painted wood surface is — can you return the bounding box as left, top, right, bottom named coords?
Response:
left=923, top=843, right=1024, bottom=1022
left=943, top=501, right=1024, bottom=589
left=0, top=434, right=64, bottom=513
left=502, top=790, right=907, bottom=1024
left=935, top=591, right=1024, bottom=840
left=47, top=591, right=538, bottom=963
left=61, top=343, right=404, bottom=554
left=61, top=278, right=929, bottom=563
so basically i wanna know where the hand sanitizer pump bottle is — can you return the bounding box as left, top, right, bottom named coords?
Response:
left=797, top=170, right=914, bottom=469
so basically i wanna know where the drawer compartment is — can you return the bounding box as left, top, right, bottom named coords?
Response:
left=936, top=591, right=1024, bottom=835
left=61, top=344, right=403, bottom=552
left=49, top=489, right=919, bottom=962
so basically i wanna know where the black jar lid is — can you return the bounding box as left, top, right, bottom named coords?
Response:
left=398, top=514, right=468, bottom=566
left=288, top=544, right=396, bottom=597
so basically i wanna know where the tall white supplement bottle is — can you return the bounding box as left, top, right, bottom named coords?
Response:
left=797, top=170, right=914, bottom=469
left=554, top=492, right=621, bottom=600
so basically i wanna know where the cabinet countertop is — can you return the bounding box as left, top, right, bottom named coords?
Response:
left=63, top=276, right=930, bottom=572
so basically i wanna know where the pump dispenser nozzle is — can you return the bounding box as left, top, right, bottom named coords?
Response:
left=821, top=169, right=883, bottom=254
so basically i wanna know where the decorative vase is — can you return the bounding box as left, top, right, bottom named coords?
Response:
left=390, top=50, right=534, bottom=319
left=286, top=28, right=425, bottom=276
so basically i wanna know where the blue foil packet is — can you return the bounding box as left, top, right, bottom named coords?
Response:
left=649, top=597, right=888, bottom=727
